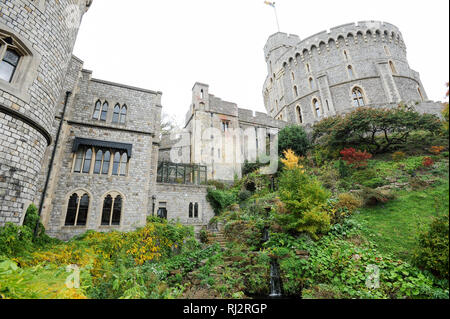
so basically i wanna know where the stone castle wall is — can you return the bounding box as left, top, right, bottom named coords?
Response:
left=181, top=83, right=285, bottom=182
left=0, top=0, right=91, bottom=225
left=41, top=56, right=162, bottom=239
left=155, top=183, right=215, bottom=234
left=262, top=21, right=439, bottom=126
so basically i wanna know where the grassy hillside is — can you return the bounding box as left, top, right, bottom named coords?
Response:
left=354, top=179, right=449, bottom=261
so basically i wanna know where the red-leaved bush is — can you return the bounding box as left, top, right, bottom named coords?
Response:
left=422, top=157, right=434, bottom=168
left=340, top=148, right=373, bottom=168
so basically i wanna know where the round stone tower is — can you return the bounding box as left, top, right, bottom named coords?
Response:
left=0, top=0, right=92, bottom=225
left=263, top=21, right=433, bottom=126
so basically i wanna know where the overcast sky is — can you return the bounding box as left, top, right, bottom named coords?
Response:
left=73, top=0, right=450, bottom=125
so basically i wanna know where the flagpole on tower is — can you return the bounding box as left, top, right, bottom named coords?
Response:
left=264, top=1, right=280, bottom=32
left=273, top=4, right=280, bottom=32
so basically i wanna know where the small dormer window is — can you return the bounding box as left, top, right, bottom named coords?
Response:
left=0, top=36, right=21, bottom=83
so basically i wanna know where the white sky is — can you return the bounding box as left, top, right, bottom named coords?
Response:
left=73, top=0, right=450, bottom=126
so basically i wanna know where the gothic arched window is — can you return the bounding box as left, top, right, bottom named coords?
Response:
left=65, top=192, right=90, bottom=226
left=296, top=105, right=303, bottom=124
left=112, top=104, right=120, bottom=123
left=312, top=98, right=322, bottom=118
left=352, top=87, right=366, bottom=107
left=112, top=196, right=122, bottom=226
left=194, top=203, right=199, bottom=218
left=309, top=77, right=315, bottom=90
left=189, top=203, right=193, bottom=218
left=101, top=193, right=123, bottom=226
left=100, top=101, right=109, bottom=121
left=120, top=105, right=127, bottom=124
left=93, top=100, right=102, bottom=120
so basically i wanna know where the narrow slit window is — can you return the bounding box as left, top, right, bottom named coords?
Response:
left=418, top=87, right=424, bottom=101
left=297, top=106, right=303, bottom=124
left=389, top=61, right=397, bottom=74
left=347, top=65, right=354, bottom=79
left=189, top=203, right=193, bottom=218
left=309, top=78, right=315, bottom=90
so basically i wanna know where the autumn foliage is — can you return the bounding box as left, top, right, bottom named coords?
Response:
left=422, top=157, right=434, bottom=168
left=340, top=148, right=372, bottom=168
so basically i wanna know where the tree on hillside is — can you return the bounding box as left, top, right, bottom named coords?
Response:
left=278, top=125, right=310, bottom=157
left=312, top=106, right=442, bottom=154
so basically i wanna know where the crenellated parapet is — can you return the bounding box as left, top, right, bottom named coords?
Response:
left=262, top=21, right=434, bottom=129
left=267, top=21, right=405, bottom=69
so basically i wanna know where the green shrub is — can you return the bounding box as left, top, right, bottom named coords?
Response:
left=206, top=188, right=237, bottom=215
left=0, top=204, right=54, bottom=257
left=336, top=159, right=350, bottom=178
left=199, top=229, right=209, bottom=244
left=352, top=168, right=377, bottom=184
left=414, top=214, right=449, bottom=279
left=335, top=193, right=363, bottom=213
left=278, top=125, right=310, bottom=157
left=277, top=167, right=331, bottom=238
left=361, top=177, right=387, bottom=189
left=238, top=190, right=252, bottom=203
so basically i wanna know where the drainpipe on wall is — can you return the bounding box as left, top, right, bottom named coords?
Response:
left=34, top=91, right=72, bottom=238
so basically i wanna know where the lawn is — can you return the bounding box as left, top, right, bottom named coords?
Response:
left=353, top=179, right=449, bottom=261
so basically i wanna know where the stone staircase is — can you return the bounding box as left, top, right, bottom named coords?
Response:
left=207, top=221, right=227, bottom=249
